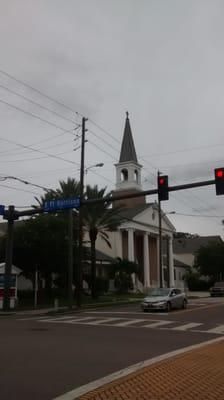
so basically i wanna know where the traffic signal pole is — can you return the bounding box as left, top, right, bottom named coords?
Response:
left=158, top=197, right=163, bottom=288
left=68, top=209, right=73, bottom=310
left=3, top=206, right=15, bottom=311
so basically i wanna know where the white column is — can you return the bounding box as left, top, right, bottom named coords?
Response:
left=128, top=229, right=136, bottom=291
left=143, top=233, right=150, bottom=289
left=128, top=228, right=135, bottom=261
left=169, top=237, right=175, bottom=287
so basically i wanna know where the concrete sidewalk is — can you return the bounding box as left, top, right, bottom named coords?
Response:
left=73, top=338, right=224, bottom=400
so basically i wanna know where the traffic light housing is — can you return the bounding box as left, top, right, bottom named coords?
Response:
left=215, top=168, right=224, bottom=195
left=158, top=175, right=169, bottom=201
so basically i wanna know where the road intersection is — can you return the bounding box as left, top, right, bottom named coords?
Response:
left=1, top=297, right=224, bottom=399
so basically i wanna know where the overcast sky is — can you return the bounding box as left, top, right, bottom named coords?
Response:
left=0, top=0, right=224, bottom=237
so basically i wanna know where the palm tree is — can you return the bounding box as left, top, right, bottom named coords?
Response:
left=35, top=179, right=124, bottom=299
left=82, top=185, right=124, bottom=298
left=35, top=178, right=81, bottom=207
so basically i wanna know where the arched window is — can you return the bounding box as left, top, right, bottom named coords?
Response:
left=134, top=169, right=138, bottom=183
left=121, top=168, right=128, bottom=181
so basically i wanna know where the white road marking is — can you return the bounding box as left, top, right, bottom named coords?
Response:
left=206, top=325, right=224, bottom=334
left=144, top=320, right=174, bottom=328
left=173, top=322, right=203, bottom=331
left=39, top=316, right=96, bottom=324
left=81, top=318, right=122, bottom=325
left=18, top=316, right=54, bottom=321
left=86, top=311, right=168, bottom=316
left=115, top=319, right=147, bottom=327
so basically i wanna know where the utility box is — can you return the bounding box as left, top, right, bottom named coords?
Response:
left=0, top=263, right=20, bottom=309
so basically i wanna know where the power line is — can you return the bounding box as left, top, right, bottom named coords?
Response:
left=0, top=135, right=80, bottom=166
left=160, top=158, right=224, bottom=170
left=0, top=150, right=75, bottom=163
left=0, top=139, right=74, bottom=158
left=88, top=129, right=120, bottom=154
left=140, top=142, right=224, bottom=158
left=0, top=68, right=82, bottom=116
left=88, top=140, right=117, bottom=160
left=0, top=98, right=76, bottom=136
left=0, top=83, right=79, bottom=126
left=88, top=120, right=121, bottom=145
left=0, top=183, right=40, bottom=195
left=0, top=176, right=53, bottom=192
left=0, top=68, right=122, bottom=148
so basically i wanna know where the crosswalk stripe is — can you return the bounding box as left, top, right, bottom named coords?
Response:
left=173, top=323, right=203, bottom=331
left=81, top=318, right=122, bottom=325
left=18, top=316, right=52, bottom=321
left=144, top=320, right=174, bottom=328
left=115, top=319, right=147, bottom=327
left=206, top=325, right=224, bottom=334
left=39, top=316, right=96, bottom=324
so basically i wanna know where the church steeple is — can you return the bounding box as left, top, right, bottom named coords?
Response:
left=119, top=112, right=138, bottom=163
left=114, top=113, right=145, bottom=207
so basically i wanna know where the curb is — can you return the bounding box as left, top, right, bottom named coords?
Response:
left=53, top=336, right=224, bottom=400
left=0, top=299, right=142, bottom=317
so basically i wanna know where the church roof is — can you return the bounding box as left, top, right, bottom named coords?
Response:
left=119, top=112, right=138, bottom=163
left=118, top=203, right=153, bottom=220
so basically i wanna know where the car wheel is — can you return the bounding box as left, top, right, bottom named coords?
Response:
left=166, top=302, right=171, bottom=312
left=182, top=299, right=187, bottom=309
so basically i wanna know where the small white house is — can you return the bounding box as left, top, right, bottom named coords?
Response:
left=0, top=263, right=21, bottom=309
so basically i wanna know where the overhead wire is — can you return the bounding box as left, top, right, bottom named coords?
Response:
left=0, top=83, right=79, bottom=125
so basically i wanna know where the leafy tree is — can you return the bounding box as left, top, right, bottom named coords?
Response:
left=12, top=213, right=78, bottom=293
left=195, top=242, right=224, bottom=280
left=82, top=185, right=124, bottom=298
left=110, top=258, right=139, bottom=294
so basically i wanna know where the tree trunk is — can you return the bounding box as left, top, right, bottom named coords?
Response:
left=90, top=231, right=97, bottom=299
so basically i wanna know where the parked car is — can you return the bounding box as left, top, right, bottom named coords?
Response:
left=210, top=282, right=224, bottom=297
left=141, top=288, right=187, bottom=312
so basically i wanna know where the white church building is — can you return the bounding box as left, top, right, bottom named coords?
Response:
left=94, top=113, right=178, bottom=291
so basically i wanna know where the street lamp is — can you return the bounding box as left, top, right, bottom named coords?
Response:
left=85, top=163, right=104, bottom=174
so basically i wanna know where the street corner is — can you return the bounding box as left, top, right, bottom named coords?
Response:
left=63, top=337, right=224, bottom=400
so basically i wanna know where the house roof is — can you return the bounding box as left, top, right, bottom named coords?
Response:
left=173, top=235, right=223, bottom=254
left=84, top=248, right=114, bottom=263
left=0, top=263, right=21, bottom=274
left=163, top=256, right=189, bottom=269
left=119, top=112, right=138, bottom=163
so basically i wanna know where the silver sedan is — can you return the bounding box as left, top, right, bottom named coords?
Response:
left=141, top=288, right=187, bottom=312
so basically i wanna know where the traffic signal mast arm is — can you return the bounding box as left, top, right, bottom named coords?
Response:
left=3, top=176, right=216, bottom=219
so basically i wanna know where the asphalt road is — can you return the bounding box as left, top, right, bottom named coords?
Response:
left=1, top=297, right=224, bottom=400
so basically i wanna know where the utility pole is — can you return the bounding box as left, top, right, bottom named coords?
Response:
left=3, top=205, right=15, bottom=311
left=34, top=268, right=38, bottom=308
left=77, top=117, right=87, bottom=307
left=68, top=209, right=73, bottom=309
left=158, top=172, right=163, bottom=289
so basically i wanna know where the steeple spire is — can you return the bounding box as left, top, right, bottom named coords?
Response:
left=119, top=112, right=138, bottom=163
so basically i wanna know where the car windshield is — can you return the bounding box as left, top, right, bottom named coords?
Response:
left=147, top=288, right=170, bottom=297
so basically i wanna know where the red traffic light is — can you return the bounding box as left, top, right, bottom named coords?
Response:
left=159, top=177, right=165, bottom=185
left=215, top=168, right=224, bottom=195
left=158, top=175, right=169, bottom=201
left=216, top=169, right=224, bottom=178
